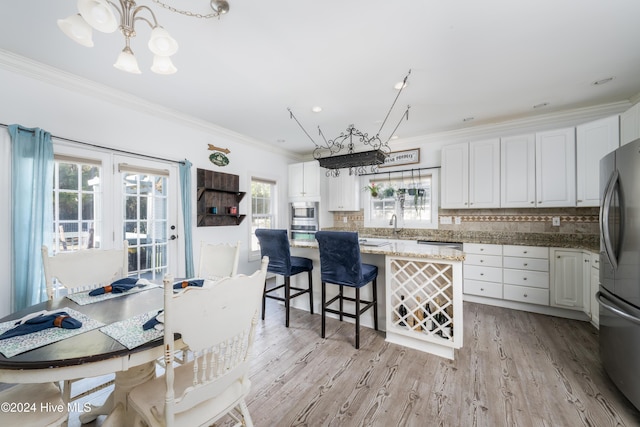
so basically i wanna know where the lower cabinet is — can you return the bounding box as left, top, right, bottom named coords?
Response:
left=463, top=243, right=503, bottom=299
left=550, top=248, right=588, bottom=312
left=502, top=245, right=549, bottom=305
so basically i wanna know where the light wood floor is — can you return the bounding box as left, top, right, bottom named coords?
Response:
left=68, top=300, right=640, bottom=427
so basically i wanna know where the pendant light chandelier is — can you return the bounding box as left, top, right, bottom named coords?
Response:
left=288, top=70, right=411, bottom=177
left=57, top=0, right=230, bottom=75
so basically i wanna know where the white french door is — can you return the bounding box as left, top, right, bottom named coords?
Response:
left=114, top=155, right=179, bottom=280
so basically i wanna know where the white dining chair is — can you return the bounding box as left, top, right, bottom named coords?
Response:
left=41, top=241, right=129, bottom=404
left=41, top=241, right=129, bottom=300
left=197, top=240, right=241, bottom=279
left=127, top=256, right=268, bottom=427
left=0, top=383, right=68, bottom=426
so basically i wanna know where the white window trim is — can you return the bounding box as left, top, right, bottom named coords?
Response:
left=248, top=174, right=279, bottom=262
left=363, top=169, right=439, bottom=230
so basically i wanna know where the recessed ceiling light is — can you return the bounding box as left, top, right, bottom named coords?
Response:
left=276, top=139, right=286, bottom=143
left=462, top=117, right=474, bottom=122
left=592, top=77, right=615, bottom=86
left=394, top=81, right=408, bottom=90
left=533, top=102, right=550, bottom=109
left=311, top=106, right=322, bottom=113
left=390, top=135, right=399, bottom=140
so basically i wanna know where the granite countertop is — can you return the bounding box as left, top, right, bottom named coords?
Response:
left=325, top=228, right=599, bottom=253
left=291, top=239, right=466, bottom=262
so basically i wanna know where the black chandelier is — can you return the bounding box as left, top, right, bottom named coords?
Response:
left=288, top=70, right=411, bottom=177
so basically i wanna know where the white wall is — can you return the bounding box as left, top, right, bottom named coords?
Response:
left=0, top=64, right=296, bottom=317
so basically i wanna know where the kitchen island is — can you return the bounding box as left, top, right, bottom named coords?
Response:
left=290, top=239, right=465, bottom=359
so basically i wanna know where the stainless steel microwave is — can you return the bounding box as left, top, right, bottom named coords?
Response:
left=290, top=202, right=318, bottom=221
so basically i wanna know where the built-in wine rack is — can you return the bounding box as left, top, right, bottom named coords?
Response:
left=386, top=257, right=462, bottom=356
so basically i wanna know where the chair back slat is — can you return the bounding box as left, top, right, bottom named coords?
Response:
left=161, top=256, right=268, bottom=425
left=41, top=242, right=129, bottom=299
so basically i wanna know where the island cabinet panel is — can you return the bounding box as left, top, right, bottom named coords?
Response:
left=385, top=255, right=463, bottom=360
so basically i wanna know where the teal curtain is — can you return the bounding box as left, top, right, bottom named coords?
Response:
left=179, top=159, right=194, bottom=278
left=9, top=125, right=54, bottom=311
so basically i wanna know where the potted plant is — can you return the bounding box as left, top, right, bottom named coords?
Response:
left=364, top=182, right=380, bottom=197
left=383, top=187, right=395, bottom=198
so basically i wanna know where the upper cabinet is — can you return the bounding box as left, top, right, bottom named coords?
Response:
left=620, top=102, right=640, bottom=146
left=501, top=134, right=536, bottom=208
left=327, top=170, right=360, bottom=211
left=535, top=127, right=576, bottom=207
left=441, top=139, right=500, bottom=209
left=576, top=116, right=619, bottom=206
left=288, top=161, right=320, bottom=201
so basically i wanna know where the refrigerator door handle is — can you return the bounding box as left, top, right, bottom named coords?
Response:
left=600, top=170, right=619, bottom=270
left=596, top=291, right=640, bottom=326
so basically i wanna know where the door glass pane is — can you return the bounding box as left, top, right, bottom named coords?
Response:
left=52, top=161, right=101, bottom=252
left=124, top=172, right=169, bottom=280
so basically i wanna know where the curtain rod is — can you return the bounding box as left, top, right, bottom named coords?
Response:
left=358, top=166, right=440, bottom=177
left=0, top=122, right=185, bottom=165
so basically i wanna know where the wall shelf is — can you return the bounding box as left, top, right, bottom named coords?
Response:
left=196, top=169, right=246, bottom=227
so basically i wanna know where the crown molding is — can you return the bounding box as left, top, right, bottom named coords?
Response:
left=0, top=49, right=299, bottom=160
left=395, top=100, right=632, bottom=147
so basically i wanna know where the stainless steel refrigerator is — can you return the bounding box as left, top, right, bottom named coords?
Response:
left=598, top=137, right=640, bottom=410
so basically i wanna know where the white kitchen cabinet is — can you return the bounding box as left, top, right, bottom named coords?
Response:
left=550, top=248, right=587, bottom=311
left=576, top=116, right=619, bottom=206
left=441, top=142, right=469, bottom=208
left=503, top=245, right=549, bottom=306
left=462, top=243, right=503, bottom=299
left=288, top=161, right=320, bottom=200
left=620, top=102, right=640, bottom=146
left=535, top=128, right=576, bottom=207
left=590, top=252, right=600, bottom=328
left=327, top=169, right=360, bottom=211
left=500, top=134, right=536, bottom=208
left=441, top=139, right=499, bottom=209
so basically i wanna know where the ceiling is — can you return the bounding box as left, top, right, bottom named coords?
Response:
left=1, top=0, right=640, bottom=155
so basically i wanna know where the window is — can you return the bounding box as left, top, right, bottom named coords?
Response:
left=51, top=156, right=102, bottom=253
left=364, top=170, right=439, bottom=229
left=250, top=177, right=277, bottom=258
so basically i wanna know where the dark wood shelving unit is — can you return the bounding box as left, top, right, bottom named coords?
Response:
left=196, top=169, right=246, bottom=227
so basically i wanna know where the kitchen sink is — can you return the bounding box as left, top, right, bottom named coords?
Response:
left=358, top=238, right=391, bottom=247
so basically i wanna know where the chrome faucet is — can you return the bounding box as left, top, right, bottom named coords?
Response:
left=390, top=214, right=399, bottom=235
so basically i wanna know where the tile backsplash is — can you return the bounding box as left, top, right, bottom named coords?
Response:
left=331, top=207, right=599, bottom=236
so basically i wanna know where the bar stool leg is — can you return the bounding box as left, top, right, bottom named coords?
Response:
left=372, top=278, right=379, bottom=331
left=285, top=276, right=291, bottom=328
left=321, top=281, right=327, bottom=338
left=307, top=270, right=314, bottom=315
left=339, top=285, right=344, bottom=322
left=261, top=278, right=268, bottom=320
left=355, top=287, right=361, bottom=349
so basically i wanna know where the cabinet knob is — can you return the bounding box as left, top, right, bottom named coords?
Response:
left=523, top=277, right=527, bottom=280
left=480, top=259, right=484, bottom=263
left=480, top=248, right=484, bottom=252
left=557, top=255, right=561, bottom=259
left=480, top=273, right=484, bottom=276
left=585, top=259, right=589, bottom=263
left=530, top=201, right=534, bottom=204
left=524, top=263, right=528, bottom=266
left=524, top=294, right=528, bottom=298
left=577, top=199, right=582, bottom=202
left=523, top=251, right=528, bottom=254
left=480, top=288, right=485, bottom=291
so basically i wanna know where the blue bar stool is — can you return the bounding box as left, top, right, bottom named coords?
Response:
left=255, top=228, right=314, bottom=327
left=315, top=231, right=378, bottom=349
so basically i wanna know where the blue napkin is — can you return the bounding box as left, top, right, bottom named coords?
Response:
left=173, top=279, right=204, bottom=290
left=89, top=277, right=144, bottom=296
left=0, top=311, right=82, bottom=340
left=142, top=310, right=164, bottom=331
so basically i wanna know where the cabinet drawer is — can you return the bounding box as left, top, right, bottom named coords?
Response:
left=503, top=256, right=549, bottom=272
left=464, top=265, right=502, bottom=283
left=464, top=279, right=503, bottom=299
left=504, top=284, right=549, bottom=305
left=464, top=254, right=503, bottom=268
left=463, top=243, right=502, bottom=256
left=503, top=269, right=549, bottom=288
left=503, top=245, right=548, bottom=259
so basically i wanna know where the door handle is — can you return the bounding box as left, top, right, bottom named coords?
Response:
left=600, top=170, right=619, bottom=269
left=170, top=235, right=177, bottom=240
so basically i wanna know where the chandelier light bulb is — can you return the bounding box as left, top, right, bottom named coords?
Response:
left=211, top=0, right=230, bottom=14
left=151, top=55, right=177, bottom=75
left=78, top=0, right=118, bottom=33
left=57, top=14, right=94, bottom=47
left=114, top=47, right=142, bottom=74
left=148, top=27, right=178, bottom=57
